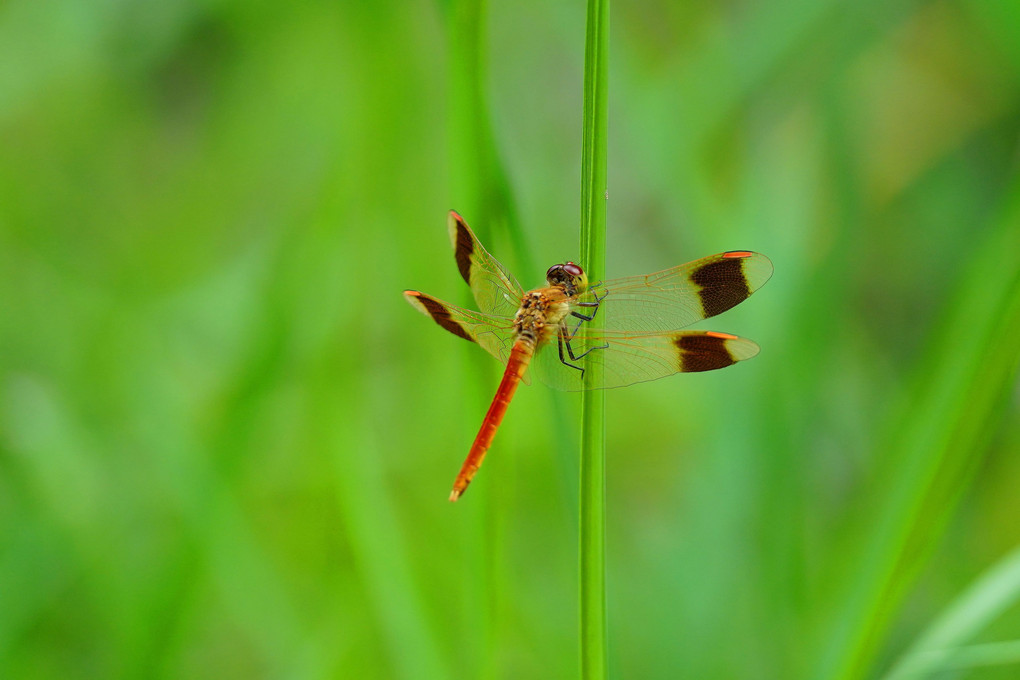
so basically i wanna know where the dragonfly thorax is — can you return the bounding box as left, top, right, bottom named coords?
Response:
left=513, top=289, right=570, bottom=343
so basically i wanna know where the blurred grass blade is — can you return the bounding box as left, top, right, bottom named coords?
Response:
left=329, top=409, right=451, bottom=680
left=578, top=0, right=609, bottom=677
left=445, top=0, right=529, bottom=271
left=882, top=641, right=1020, bottom=677
left=817, top=181, right=1020, bottom=680
left=881, top=543, right=1020, bottom=680
left=445, top=1, right=531, bottom=677
left=932, top=640, right=1020, bottom=671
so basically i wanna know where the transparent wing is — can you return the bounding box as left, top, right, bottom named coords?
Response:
left=531, top=329, right=760, bottom=392
left=448, top=210, right=525, bottom=318
left=574, top=251, right=773, bottom=334
left=404, top=289, right=517, bottom=368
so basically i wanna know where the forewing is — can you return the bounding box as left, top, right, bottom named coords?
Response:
left=531, top=329, right=760, bottom=392
left=575, top=251, right=773, bottom=333
left=448, top=210, right=524, bottom=318
left=404, top=290, right=516, bottom=366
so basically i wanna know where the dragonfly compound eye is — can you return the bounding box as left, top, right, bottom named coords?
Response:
left=546, top=262, right=588, bottom=293
left=562, top=262, right=584, bottom=277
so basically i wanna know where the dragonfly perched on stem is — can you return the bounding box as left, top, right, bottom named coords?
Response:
left=404, top=211, right=773, bottom=501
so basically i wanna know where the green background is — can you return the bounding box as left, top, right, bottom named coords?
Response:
left=1, top=1, right=1019, bottom=678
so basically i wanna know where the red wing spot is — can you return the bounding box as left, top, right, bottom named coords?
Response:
left=723, top=251, right=753, bottom=259
left=705, top=331, right=737, bottom=339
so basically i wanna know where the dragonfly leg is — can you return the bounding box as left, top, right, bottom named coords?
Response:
left=557, top=333, right=584, bottom=374
left=564, top=337, right=609, bottom=362
left=571, top=309, right=595, bottom=322
left=570, top=286, right=606, bottom=323
left=562, top=321, right=609, bottom=362
left=569, top=287, right=607, bottom=341
left=559, top=286, right=609, bottom=377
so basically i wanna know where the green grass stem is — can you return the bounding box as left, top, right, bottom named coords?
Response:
left=578, top=0, right=609, bottom=677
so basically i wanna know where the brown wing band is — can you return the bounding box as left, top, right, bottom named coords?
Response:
left=451, top=212, right=474, bottom=285
left=414, top=293, right=476, bottom=343
left=675, top=334, right=736, bottom=372
left=692, top=257, right=751, bottom=318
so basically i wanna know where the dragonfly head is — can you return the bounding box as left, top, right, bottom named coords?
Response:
left=546, top=262, right=588, bottom=296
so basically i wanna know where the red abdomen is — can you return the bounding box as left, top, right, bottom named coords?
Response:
left=449, top=338, right=534, bottom=501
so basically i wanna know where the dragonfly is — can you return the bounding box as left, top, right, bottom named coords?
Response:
left=404, top=211, right=773, bottom=501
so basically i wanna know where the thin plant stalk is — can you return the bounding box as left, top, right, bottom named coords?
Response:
left=578, top=0, right=609, bottom=677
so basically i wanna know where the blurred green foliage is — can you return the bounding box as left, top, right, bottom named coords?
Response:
left=1, top=1, right=1019, bottom=679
